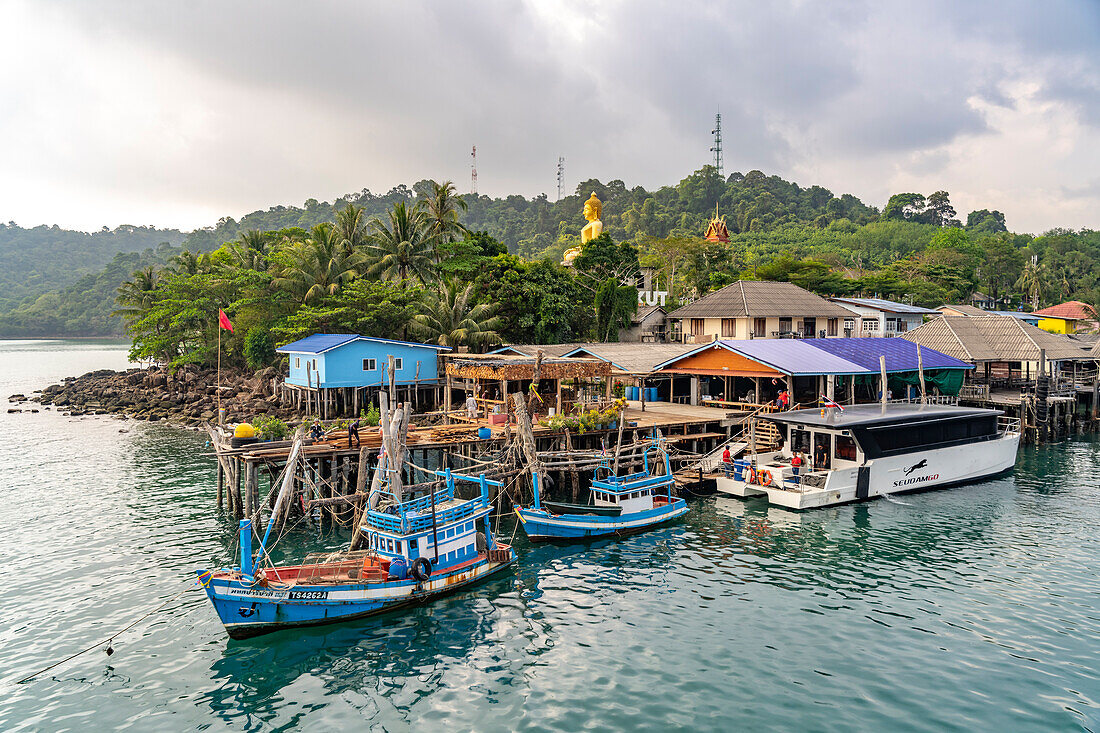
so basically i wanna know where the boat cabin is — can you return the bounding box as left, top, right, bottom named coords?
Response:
left=770, top=403, right=1002, bottom=465
left=588, top=443, right=675, bottom=513
left=360, top=471, right=499, bottom=572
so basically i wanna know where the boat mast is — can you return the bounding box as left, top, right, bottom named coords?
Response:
left=256, top=433, right=305, bottom=567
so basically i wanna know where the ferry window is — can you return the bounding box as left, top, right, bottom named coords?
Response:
left=363, top=358, right=377, bottom=371
left=791, top=429, right=811, bottom=454
left=394, top=358, right=403, bottom=370
left=835, top=435, right=857, bottom=461
left=395, top=540, right=402, bottom=553
left=944, top=421, right=968, bottom=441
left=968, top=417, right=996, bottom=438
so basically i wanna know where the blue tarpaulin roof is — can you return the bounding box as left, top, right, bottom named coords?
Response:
left=655, top=337, right=972, bottom=375
left=806, top=337, right=972, bottom=372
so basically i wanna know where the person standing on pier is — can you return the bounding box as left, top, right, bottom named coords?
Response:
left=466, top=393, right=479, bottom=420
left=348, top=419, right=360, bottom=448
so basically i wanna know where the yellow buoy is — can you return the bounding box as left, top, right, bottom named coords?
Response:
left=234, top=422, right=256, bottom=439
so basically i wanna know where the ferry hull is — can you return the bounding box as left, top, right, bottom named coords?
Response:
left=515, top=500, right=689, bottom=541
left=200, top=552, right=515, bottom=640
left=716, top=434, right=1020, bottom=510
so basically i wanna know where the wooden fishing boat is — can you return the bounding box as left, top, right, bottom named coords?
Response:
left=198, top=438, right=514, bottom=639
left=515, top=441, right=688, bottom=541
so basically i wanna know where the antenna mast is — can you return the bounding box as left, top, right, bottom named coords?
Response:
left=470, top=145, right=478, bottom=195
left=710, top=111, right=723, bottom=177
left=556, top=156, right=565, bottom=201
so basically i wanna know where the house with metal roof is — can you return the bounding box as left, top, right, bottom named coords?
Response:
left=276, top=334, right=450, bottom=418
left=902, top=315, right=1091, bottom=387
left=650, top=337, right=971, bottom=407
left=1032, top=300, right=1099, bottom=334
left=935, top=305, right=1040, bottom=326
left=666, top=280, right=854, bottom=344
left=618, top=304, right=667, bottom=342
left=829, top=297, right=938, bottom=337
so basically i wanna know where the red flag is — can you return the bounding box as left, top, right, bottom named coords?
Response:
left=218, top=309, right=234, bottom=333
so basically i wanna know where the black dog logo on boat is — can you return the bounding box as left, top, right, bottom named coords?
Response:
left=904, top=459, right=928, bottom=476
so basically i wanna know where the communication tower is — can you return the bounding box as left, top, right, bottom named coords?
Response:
left=557, top=156, right=565, bottom=200
left=470, top=145, right=478, bottom=195
left=710, top=111, right=723, bottom=177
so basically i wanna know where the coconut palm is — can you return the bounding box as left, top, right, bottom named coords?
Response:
left=364, top=202, right=437, bottom=282
left=1014, top=260, right=1042, bottom=310
left=113, top=266, right=161, bottom=320
left=334, top=203, right=369, bottom=257
left=167, top=249, right=207, bottom=275
left=421, top=180, right=468, bottom=245
left=227, top=229, right=270, bottom=271
left=411, top=279, right=502, bottom=350
left=273, top=223, right=361, bottom=304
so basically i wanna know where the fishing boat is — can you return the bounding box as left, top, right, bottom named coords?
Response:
left=715, top=402, right=1021, bottom=510
left=515, top=440, right=689, bottom=541
left=198, top=439, right=514, bottom=639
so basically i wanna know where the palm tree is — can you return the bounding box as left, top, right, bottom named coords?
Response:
left=1015, top=260, right=1042, bottom=310
left=411, top=279, right=502, bottom=350
left=167, top=249, right=206, bottom=275
left=421, top=180, right=468, bottom=245
left=113, top=266, right=161, bottom=320
left=333, top=204, right=367, bottom=255
left=364, top=202, right=437, bottom=282
left=227, top=229, right=270, bottom=271
left=273, top=223, right=361, bottom=304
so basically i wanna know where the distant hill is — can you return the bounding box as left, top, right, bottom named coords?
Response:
left=5, top=166, right=1070, bottom=338
left=0, top=222, right=185, bottom=312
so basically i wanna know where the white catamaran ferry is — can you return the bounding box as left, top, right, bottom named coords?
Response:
left=716, top=403, right=1021, bottom=509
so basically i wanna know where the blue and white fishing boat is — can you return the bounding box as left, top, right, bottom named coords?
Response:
left=515, top=440, right=688, bottom=541
left=198, top=439, right=514, bottom=639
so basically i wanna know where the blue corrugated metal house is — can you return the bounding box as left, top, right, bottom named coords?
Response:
left=276, top=334, right=450, bottom=417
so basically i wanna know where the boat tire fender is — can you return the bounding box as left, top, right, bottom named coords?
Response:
left=411, top=557, right=432, bottom=582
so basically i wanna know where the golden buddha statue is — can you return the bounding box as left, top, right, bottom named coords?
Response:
left=581, top=192, right=603, bottom=243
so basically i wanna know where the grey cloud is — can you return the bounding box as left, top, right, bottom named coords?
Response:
left=4, top=0, right=1100, bottom=232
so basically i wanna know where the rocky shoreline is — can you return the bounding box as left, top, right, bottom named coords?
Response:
left=22, top=364, right=297, bottom=426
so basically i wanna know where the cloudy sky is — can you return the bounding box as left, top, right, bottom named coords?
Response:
left=1, top=1, right=1098, bottom=234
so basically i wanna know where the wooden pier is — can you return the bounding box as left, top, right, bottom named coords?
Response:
left=206, top=398, right=746, bottom=526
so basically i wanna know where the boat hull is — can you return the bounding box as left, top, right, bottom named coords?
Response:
left=199, top=551, right=515, bottom=640
left=515, top=500, right=689, bottom=541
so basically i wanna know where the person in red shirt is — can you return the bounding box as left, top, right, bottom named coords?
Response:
left=721, top=446, right=733, bottom=477
left=791, top=451, right=803, bottom=479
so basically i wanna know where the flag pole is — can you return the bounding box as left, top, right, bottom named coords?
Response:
left=217, top=316, right=223, bottom=426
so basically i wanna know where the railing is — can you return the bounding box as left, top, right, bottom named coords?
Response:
left=887, top=395, right=960, bottom=405
left=693, top=405, right=781, bottom=473
left=959, top=384, right=990, bottom=400
left=998, top=416, right=1022, bottom=435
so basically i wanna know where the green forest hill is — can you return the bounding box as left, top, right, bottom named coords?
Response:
left=0, top=166, right=1096, bottom=348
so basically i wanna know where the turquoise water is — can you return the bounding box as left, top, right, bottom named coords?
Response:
left=3, top=340, right=1100, bottom=730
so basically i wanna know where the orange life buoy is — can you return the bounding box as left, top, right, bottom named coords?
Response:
left=747, top=467, right=758, bottom=484
left=760, top=470, right=773, bottom=486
